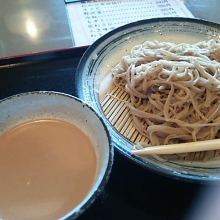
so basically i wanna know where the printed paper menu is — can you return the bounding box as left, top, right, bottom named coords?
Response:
left=67, top=0, right=194, bottom=46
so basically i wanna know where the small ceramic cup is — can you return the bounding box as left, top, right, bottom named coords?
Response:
left=0, top=91, right=113, bottom=219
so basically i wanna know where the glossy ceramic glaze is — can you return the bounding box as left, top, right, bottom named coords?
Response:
left=0, top=91, right=113, bottom=219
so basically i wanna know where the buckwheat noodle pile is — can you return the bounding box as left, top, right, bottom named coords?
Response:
left=110, top=39, right=220, bottom=160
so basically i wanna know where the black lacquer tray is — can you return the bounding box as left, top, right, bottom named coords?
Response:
left=0, top=48, right=205, bottom=220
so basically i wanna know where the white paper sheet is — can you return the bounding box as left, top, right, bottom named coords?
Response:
left=67, top=0, right=194, bottom=46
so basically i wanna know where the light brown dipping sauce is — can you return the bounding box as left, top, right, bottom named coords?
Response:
left=0, top=119, right=97, bottom=220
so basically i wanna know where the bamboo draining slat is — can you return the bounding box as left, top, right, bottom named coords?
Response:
left=100, top=85, right=220, bottom=162
left=101, top=86, right=147, bottom=145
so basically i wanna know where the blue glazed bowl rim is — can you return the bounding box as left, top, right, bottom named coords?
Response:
left=75, top=17, right=220, bottom=183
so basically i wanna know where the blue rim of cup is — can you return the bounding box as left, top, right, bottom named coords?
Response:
left=0, top=91, right=114, bottom=219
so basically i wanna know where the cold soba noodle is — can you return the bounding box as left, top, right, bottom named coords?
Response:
left=110, top=39, right=220, bottom=160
